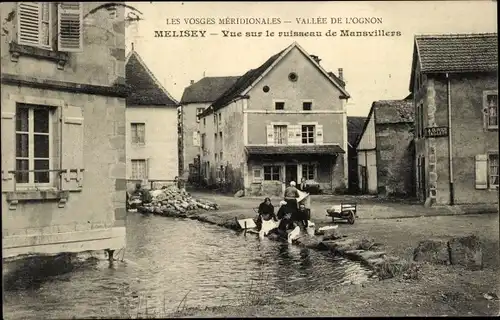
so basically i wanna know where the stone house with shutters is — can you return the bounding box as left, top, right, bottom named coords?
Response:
left=1, top=2, right=127, bottom=260
left=179, top=76, right=240, bottom=183
left=198, top=42, right=350, bottom=196
left=125, top=48, right=179, bottom=188
left=410, top=33, right=498, bottom=205
left=356, top=99, right=415, bottom=196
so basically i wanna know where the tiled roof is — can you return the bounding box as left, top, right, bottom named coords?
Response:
left=416, top=33, right=498, bottom=73
left=125, top=51, right=178, bottom=107
left=328, top=72, right=346, bottom=87
left=374, top=100, right=414, bottom=124
left=245, top=144, right=345, bottom=155
left=347, top=116, right=366, bottom=146
left=210, top=48, right=287, bottom=110
left=202, top=42, right=350, bottom=116
left=180, top=76, right=240, bottom=104
left=410, top=33, right=498, bottom=91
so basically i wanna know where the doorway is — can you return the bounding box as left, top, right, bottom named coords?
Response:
left=285, top=165, right=297, bottom=186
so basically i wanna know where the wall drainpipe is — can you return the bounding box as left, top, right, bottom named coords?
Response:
left=446, top=73, right=454, bottom=205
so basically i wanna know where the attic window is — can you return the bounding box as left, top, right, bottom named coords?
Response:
left=263, top=85, right=270, bottom=93
left=288, top=72, right=298, bottom=82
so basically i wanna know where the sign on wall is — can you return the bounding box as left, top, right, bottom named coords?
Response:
left=425, top=126, right=449, bottom=138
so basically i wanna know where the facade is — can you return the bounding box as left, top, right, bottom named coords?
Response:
left=356, top=100, right=415, bottom=196
left=125, top=49, right=179, bottom=187
left=410, top=33, right=498, bottom=205
left=347, top=116, right=367, bottom=193
left=179, top=76, right=239, bottom=183
left=198, top=42, right=350, bottom=196
left=1, top=2, right=127, bottom=259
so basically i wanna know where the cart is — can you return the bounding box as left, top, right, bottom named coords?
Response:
left=326, top=202, right=357, bottom=224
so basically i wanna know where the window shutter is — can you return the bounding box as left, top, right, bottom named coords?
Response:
left=1, top=112, right=16, bottom=192
left=266, top=124, right=274, bottom=145
left=58, top=2, right=83, bottom=52
left=475, top=154, right=488, bottom=189
left=17, top=2, right=41, bottom=46
left=61, top=104, right=84, bottom=191
left=316, top=124, right=324, bottom=145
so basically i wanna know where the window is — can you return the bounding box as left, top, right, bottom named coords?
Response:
left=214, top=114, right=217, bottom=124
left=302, top=164, right=315, bottom=180
left=301, top=125, right=315, bottom=144
left=275, top=102, right=285, bottom=110
left=218, top=113, right=222, bottom=123
left=220, top=152, right=223, bottom=161
left=264, top=165, right=281, bottom=181
left=489, top=153, right=499, bottom=188
left=15, top=104, right=52, bottom=185
left=201, top=133, right=206, bottom=150
left=215, top=153, right=218, bottom=162
left=303, top=102, right=312, bottom=111
left=203, top=118, right=206, bottom=126
left=131, top=123, right=145, bottom=144
left=273, top=125, right=287, bottom=145
left=17, top=2, right=83, bottom=52
left=253, top=168, right=262, bottom=180
left=131, top=159, right=147, bottom=179
left=484, top=92, right=498, bottom=129
left=196, top=108, right=204, bottom=123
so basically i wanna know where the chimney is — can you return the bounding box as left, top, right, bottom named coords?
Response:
left=338, top=68, right=344, bottom=81
left=310, top=55, right=321, bottom=64
left=190, top=80, right=194, bottom=85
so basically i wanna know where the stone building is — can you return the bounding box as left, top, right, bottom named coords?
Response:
left=198, top=42, right=350, bottom=196
left=179, top=76, right=239, bottom=183
left=410, top=33, right=498, bottom=205
left=125, top=48, right=179, bottom=187
left=1, top=2, right=127, bottom=259
left=356, top=99, right=415, bottom=196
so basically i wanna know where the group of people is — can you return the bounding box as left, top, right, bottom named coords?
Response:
left=255, top=181, right=311, bottom=237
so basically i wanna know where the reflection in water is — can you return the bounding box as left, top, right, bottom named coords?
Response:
left=3, top=214, right=371, bottom=319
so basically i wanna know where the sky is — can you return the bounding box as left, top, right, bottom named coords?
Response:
left=124, top=1, right=497, bottom=117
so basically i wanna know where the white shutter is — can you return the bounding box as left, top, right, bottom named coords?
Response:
left=1, top=112, right=16, bottom=192
left=266, top=124, right=274, bottom=145
left=316, top=124, right=324, bottom=145
left=475, top=154, right=488, bottom=189
left=17, top=2, right=41, bottom=46
left=61, top=105, right=84, bottom=191
left=58, top=2, right=83, bottom=52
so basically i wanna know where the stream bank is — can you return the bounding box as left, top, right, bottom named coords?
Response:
left=147, top=208, right=417, bottom=281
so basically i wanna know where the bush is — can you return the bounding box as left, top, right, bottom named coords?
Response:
left=375, top=258, right=421, bottom=280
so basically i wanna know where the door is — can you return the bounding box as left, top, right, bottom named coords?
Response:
left=285, top=165, right=297, bottom=185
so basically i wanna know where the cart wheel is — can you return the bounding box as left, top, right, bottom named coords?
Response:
left=347, top=211, right=355, bottom=224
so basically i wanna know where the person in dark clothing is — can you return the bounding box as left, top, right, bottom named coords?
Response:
left=276, top=200, right=294, bottom=236
left=299, top=177, right=307, bottom=192
left=256, top=198, right=276, bottom=230
left=293, top=203, right=311, bottom=231
left=284, top=181, right=299, bottom=218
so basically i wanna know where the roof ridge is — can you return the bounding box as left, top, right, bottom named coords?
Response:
left=415, top=32, right=497, bottom=39
left=127, top=50, right=179, bottom=104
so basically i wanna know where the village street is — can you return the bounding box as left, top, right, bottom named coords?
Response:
left=177, top=191, right=500, bottom=317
